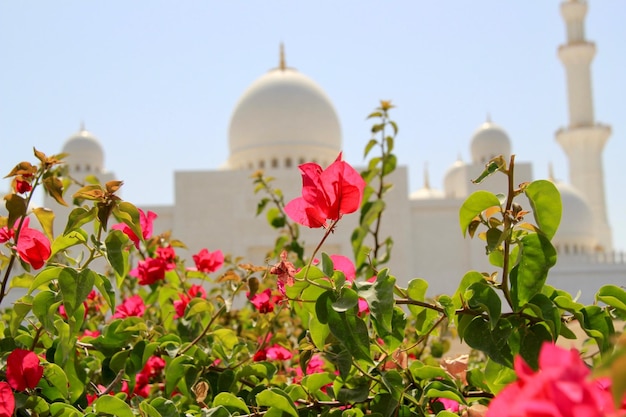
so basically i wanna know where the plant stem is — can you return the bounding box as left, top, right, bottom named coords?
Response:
left=501, top=155, right=516, bottom=309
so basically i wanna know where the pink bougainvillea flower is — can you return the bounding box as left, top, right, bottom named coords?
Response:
left=190, top=248, right=224, bottom=273
left=156, top=245, right=177, bottom=269
left=174, top=284, right=207, bottom=319
left=112, top=208, right=157, bottom=248
left=112, top=295, right=146, bottom=319
left=330, top=254, right=356, bottom=282
left=285, top=153, right=366, bottom=228
left=0, top=382, right=15, bottom=417
left=0, top=217, right=51, bottom=270
left=248, top=288, right=282, bottom=313
left=270, top=250, right=296, bottom=296
left=487, top=343, right=622, bottom=417
left=266, top=344, right=293, bottom=361
left=292, top=354, right=326, bottom=383
left=6, top=348, right=44, bottom=391
left=130, top=256, right=168, bottom=285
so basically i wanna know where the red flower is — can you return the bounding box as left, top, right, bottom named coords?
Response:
left=0, top=218, right=51, bottom=270
left=0, top=382, right=15, bottom=417
left=6, top=349, right=44, bottom=391
left=191, top=248, right=224, bottom=273
left=112, top=295, right=146, bottom=319
left=15, top=179, right=32, bottom=194
left=285, top=153, right=365, bottom=228
left=174, top=284, right=207, bottom=318
left=270, top=251, right=296, bottom=296
left=112, top=208, right=157, bottom=248
left=487, top=343, right=621, bottom=417
left=248, top=288, right=282, bottom=313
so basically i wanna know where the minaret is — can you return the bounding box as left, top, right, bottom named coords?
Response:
left=555, top=0, right=612, bottom=251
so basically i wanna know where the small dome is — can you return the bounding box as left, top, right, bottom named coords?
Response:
left=470, top=120, right=511, bottom=164
left=550, top=180, right=596, bottom=252
left=227, top=55, right=341, bottom=170
left=62, top=125, right=104, bottom=174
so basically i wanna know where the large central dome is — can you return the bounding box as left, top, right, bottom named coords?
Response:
left=227, top=50, right=341, bottom=170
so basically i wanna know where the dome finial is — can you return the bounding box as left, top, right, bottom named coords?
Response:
left=80, top=120, right=86, bottom=132
left=423, top=162, right=431, bottom=189
left=279, top=42, right=286, bottom=71
left=486, top=112, right=492, bottom=123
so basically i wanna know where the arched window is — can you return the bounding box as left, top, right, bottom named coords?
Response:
left=285, top=158, right=292, bottom=168
left=271, top=158, right=278, bottom=168
left=259, top=160, right=265, bottom=169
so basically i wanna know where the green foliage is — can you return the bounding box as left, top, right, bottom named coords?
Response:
left=0, top=108, right=623, bottom=417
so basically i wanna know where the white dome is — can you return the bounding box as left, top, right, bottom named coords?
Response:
left=227, top=65, right=341, bottom=170
left=550, top=180, right=597, bottom=252
left=470, top=121, right=511, bottom=164
left=62, top=126, right=104, bottom=174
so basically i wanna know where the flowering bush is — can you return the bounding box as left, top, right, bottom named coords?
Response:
left=0, top=102, right=624, bottom=416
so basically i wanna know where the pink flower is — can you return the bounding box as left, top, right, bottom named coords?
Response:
left=174, top=284, right=207, bottom=318
left=285, top=153, right=366, bottom=228
left=130, top=256, right=168, bottom=285
left=330, top=254, right=356, bottom=282
left=487, top=343, right=620, bottom=417
left=266, top=344, right=293, bottom=361
left=191, top=248, right=224, bottom=273
left=0, top=382, right=15, bottom=417
left=112, top=295, right=146, bottom=319
left=248, top=288, right=282, bottom=313
left=6, top=349, right=44, bottom=391
left=0, top=217, right=51, bottom=270
left=270, top=251, right=296, bottom=296
left=112, top=208, right=157, bottom=248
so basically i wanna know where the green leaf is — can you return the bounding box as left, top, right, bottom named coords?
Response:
left=525, top=180, right=561, bottom=239
left=463, top=317, right=513, bottom=367
left=139, top=401, right=163, bottom=417
left=364, top=138, right=378, bottom=158
left=58, top=267, right=95, bottom=317
left=321, top=252, right=335, bottom=277
left=596, top=284, right=626, bottom=313
left=165, top=355, right=192, bottom=395
left=63, top=207, right=96, bottom=235
left=49, top=403, right=82, bottom=417
left=150, top=398, right=179, bottom=417
left=406, top=278, right=429, bottom=317
left=309, top=315, right=330, bottom=351
left=93, top=395, right=135, bottom=417
left=29, top=266, right=64, bottom=295
left=459, top=191, right=501, bottom=237
left=510, top=233, right=557, bottom=309
left=213, top=392, right=250, bottom=413
left=423, top=380, right=466, bottom=405
left=42, top=362, right=69, bottom=399
left=357, top=269, right=395, bottom=333
left=256, top=388, right=299, bottom=417
left=266, top=207, right=285, bottom=228
left=381, top=370, right=404, bottom=401
left=336, top=377, right=370, bottom=403
left=112, top=201, right=141, bottom=237
left=50, top=229, right=88, bottom=258
left=483, top=358, right=517, bottom=395
left=470, top=155, right=506, bottom=184
left=465, top=282, right=501, bottom=329
left=105, top=229, right=130, bottom=285
left=332, top=287, right=359, bottom=312
left=33, top=206, right=55, bottom=241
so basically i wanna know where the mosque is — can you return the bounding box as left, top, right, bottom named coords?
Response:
left=47, top=0, right=625, bottom=302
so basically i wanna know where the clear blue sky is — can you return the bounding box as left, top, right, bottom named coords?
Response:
left=2, top=2, right=625, bottom=251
